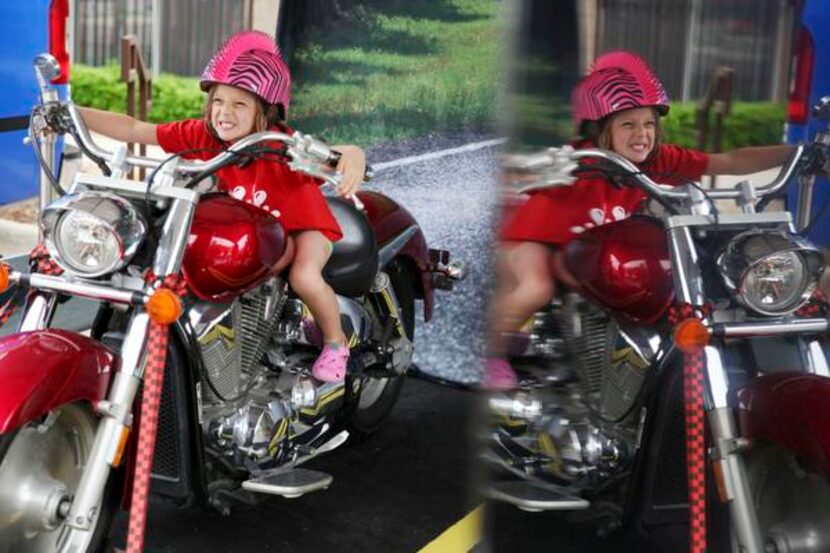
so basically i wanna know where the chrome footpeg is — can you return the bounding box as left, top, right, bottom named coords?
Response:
left=486, top=481, right=590, bottom=512
left=242, top=468, right=333, bottom=499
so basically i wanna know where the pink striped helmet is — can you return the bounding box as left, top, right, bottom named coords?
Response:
left=201, top=31, right=292, bottom=118
left=572, top=50, right=669, bottom=131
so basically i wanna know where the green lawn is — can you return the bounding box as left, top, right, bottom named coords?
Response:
left=289, top=0, right=503, bottom=144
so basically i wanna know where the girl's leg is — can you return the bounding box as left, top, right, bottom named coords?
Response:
left=485, top=241, right=558, bottom=389
left=288, top=230, right=348, bottom=381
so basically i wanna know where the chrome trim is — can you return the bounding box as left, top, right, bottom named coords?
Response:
left=665, top=211, right=793, bottom=229
left=338, top=295, right=373, bottom=343
left=703, top=346, right=729, bottom=409
left=713, top=318, right=828, bottom=338
left=18, top=292, right=58, bottom=331
left=667, top=226, right=705, bottom=306
left=707, top=407, right=764, bottom=552
left=65, top=314, right=148, bottom=537
left=806, top=340, right=830, bottom=377
left=152, top=198, right=195, bottom=277
left=40, top=191, right=147, bottom=277
left=75, top=174, right=198, bottom=203
left=10, top=271, right=142, bottom=305
left=378, top=225, right=419, bottom=268
left=716, top=230, right=824, bottom=316
left=796, top=174, right=817, bottom=232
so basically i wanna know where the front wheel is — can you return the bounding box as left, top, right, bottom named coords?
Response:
left=735, top=442, right=830, bottom=552
left=0, top=403, right=121, bottom=553
left=348, top=261, right=415, bottom=435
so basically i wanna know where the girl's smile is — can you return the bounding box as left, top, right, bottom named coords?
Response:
left=210, top=84, right=258, bottom=142
left=609, top=107, right=656, bottom=163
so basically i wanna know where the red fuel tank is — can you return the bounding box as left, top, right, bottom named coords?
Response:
left=182, top=195, right=287, bottom=301
left=564, top=216, right=674, bottom=324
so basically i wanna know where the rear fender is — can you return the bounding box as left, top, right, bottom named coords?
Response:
left=0, top=330, right=118, bottom=432
left=357, top=191, right=435, bottom=321
left=737, top=373, right=830, bottom=476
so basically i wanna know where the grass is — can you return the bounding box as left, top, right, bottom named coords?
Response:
left=289, top=0, right=503, bottom=144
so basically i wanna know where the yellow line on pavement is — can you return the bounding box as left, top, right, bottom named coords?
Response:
left=417, top=505, right=483, bottom=553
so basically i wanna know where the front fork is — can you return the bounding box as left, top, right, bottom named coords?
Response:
left=24, top=195, right=195, bottom=550
left=703, top=347, right=764, bottom=553
left=668, top=224, right=764, bottom=552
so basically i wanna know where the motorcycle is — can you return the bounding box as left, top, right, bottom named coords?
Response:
left=0, top=54, right=464, bottom=553
left=483, top=98, right=830, bottom=552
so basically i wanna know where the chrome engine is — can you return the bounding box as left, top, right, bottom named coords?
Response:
left=186, top=272, right=406, bottom=469
left=188, top=278, right=351, bottom=468
left=491, top=296, right=663, bottom=489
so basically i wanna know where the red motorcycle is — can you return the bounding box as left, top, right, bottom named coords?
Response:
left=484, top=99, right=830, bottom=552
left=0, top=54, right=463, bottom=553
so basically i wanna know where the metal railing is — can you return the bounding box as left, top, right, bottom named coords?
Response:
left=120, top=34, right=152, bottom=180
left=696, top=66, right=734, bottom=187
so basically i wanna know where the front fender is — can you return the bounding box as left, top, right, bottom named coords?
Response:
left=357, top=191, right=435, bottom=321
left=0, top=330, right=118, bottom=432
left=737, top=373, right=830, bottom=476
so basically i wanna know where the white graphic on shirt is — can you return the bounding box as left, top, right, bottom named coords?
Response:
left=569, top=205, right=630, bottom=234
left=271, top=209, right=281, bottom=218
left=231, top=186, right=246, bottom=200
left=253, top=190, right=267, bottom=207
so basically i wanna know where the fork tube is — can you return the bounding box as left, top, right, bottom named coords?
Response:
left=666, top=227, right=705, bottom=306
left=795, top=174, right=816, bottom=232
left=703, top=347, right=763, bottom=553
left=17, top=291, right=58, bottom=331
left=63, top=313, right=149, bottom=539
left=38, top=133, right=56, bottom=216
left=152, top=198, right=195, bottom=277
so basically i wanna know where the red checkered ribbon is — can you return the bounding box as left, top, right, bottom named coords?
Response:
left=795, top=288, right=829, bottom=317
left=0, top=244, right=64, bottom=328
left=125, top=273, right=187, bottom=553
left=670, top=303, right=708, bottom=553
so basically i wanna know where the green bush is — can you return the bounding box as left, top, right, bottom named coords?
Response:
left=71, top=64, right=204, bottom=123
left=662, top=101, right=786, bottom=150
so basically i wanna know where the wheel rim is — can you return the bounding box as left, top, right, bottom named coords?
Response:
left=0, top=404, right=98, bottom=553
left=357, top=376, right=391, bottom=409
left=746, top=444, right=830, bottom=553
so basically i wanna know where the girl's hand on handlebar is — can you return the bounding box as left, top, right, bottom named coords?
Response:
left=331, top=144, right=366, bottom=197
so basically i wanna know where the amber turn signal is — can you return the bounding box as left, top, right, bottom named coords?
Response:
left=0, top=264, right=9, bottom=293
left=673, top=317, right=710, bottom=354
left=146, top=288, right=183, bottom=324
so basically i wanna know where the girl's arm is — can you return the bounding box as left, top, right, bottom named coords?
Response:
left=77, top=107, right=159, bottom=146
left=331, top=144, right=366, bottom=197
left=705, top=144, right=796, bottom=176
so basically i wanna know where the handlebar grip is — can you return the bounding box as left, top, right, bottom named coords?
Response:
left=327, top=149, right=374, bottom=182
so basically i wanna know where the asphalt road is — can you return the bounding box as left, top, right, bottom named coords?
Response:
left=109, top=377, right=480, bottom=553
left=365, top=131, right=501, bottom=386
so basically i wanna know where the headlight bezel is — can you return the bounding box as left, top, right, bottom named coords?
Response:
left=40, top=191, right=147, bottom=278
left=717, top=230, right=825, bottom=316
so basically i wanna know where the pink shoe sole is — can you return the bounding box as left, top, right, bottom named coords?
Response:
left=482, top=358, right=518, bottom=391
left=312, top=344, right=350, bottom=382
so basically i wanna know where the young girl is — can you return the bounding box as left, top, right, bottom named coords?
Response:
left=485, top=50, right=796, bottom=390
left=78, top=30, right=366, bottom=383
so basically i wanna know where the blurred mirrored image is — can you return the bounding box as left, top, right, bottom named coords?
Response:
left=480, top=1, right=827, bottom=552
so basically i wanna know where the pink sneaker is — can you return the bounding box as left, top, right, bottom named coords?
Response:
left=312, top=344, right=350, bottom=382
left=482, top=358, right=518, bottom=391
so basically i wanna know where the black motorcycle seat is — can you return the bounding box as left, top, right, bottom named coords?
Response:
left=323, top=197, right=379, bottom=297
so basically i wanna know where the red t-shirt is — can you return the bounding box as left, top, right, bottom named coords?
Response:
left=499, top=143, right=709, bottom=245
left=156, top=119, right=343, bottom=242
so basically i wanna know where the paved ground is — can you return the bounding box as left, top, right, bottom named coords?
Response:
left=109, top=376, right=481, bottom=553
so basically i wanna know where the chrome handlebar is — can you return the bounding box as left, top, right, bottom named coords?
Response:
left=62, top=103, right=345, bottom=186
left=509, top=144, right=807, bottom=203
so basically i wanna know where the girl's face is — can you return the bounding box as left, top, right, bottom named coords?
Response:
left=608, top=107, right=657, bottom=163
left=210, top=84, right=258, bottom=142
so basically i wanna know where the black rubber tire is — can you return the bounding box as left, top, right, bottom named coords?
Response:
left=347, top=260, right=414, bottom=436
left=0, top=404, right=123, bottom=553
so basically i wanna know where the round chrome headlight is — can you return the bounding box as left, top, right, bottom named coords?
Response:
left=717, top=231, right=824, bottom=316
left=41, top=192, right=147, bottom=278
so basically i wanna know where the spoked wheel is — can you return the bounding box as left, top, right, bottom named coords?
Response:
left=0, top=403, right=120, bottom=553
left=348, top=261, right=414, bottom=435
left=736, top=442, right=830, bottom=553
